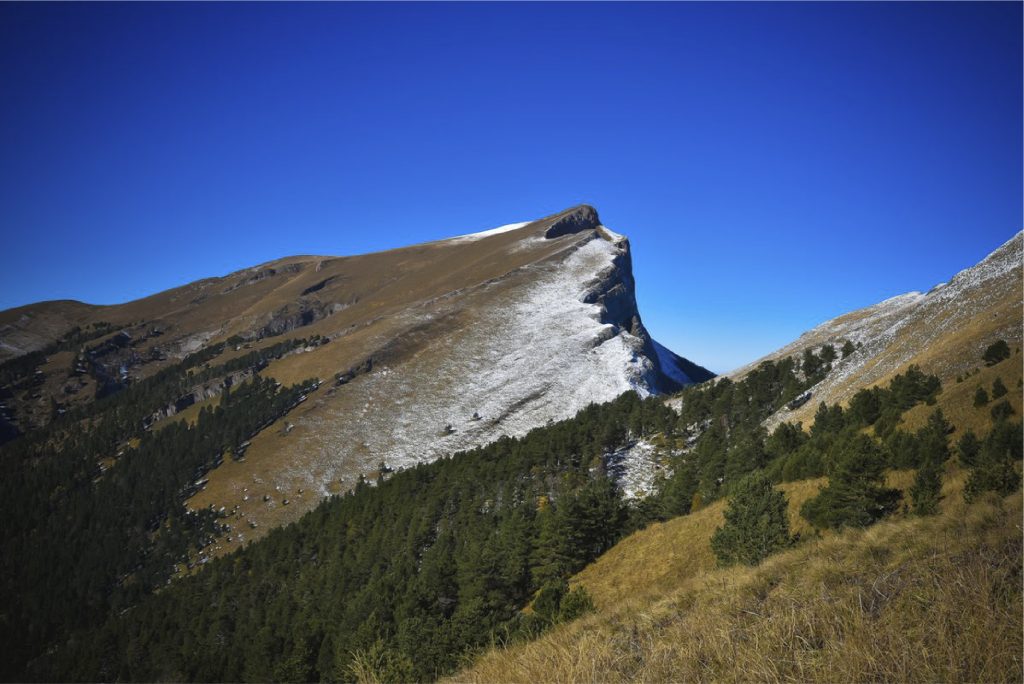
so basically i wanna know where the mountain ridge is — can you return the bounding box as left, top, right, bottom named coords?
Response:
left=730, top=230, right=1022, bottom=430
left=0, top=205, right=712, bottom=550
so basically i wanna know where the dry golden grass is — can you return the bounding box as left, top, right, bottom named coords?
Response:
left=453, top=468, right=1022, bottom=683
left=902, top=354, right=1023, bottom=436
left=571, top=478, right=828, bottom=610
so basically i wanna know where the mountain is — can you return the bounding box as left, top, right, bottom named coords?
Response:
left=731, top=231, right=1022, bottom=432
left=5, top=221, right=1019, bottom=683
left=0, top=204, right=711, bottom=544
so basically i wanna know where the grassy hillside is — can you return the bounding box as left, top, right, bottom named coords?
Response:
left=902, top=350, right=1023, bottom=435
left=454, top=469, right=1022, bottom=683
left=734, top=232, right=1022, bottom=433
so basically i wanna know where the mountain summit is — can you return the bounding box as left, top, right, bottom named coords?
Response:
left=0, top=205, right=711, bottom=541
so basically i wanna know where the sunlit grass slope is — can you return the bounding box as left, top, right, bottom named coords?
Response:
left=454, top=468, right=1022, bottom=683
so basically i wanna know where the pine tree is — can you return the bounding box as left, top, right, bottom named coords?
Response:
left=974, top=386, right=989, bottom=407
left=800, top=434, right=901, bottom=530
left=915, top=409, right=951, bottom=467
left=992, top=377, right=1008, bottom=399
left=956, top=429, right=981, bottom=468
left=991, top=400, right=1015, bottom=423
left=982, top=339, right=1011, bottom=366
left=963, top=420, right=1022, bottom=503
left=964, top=451, right=1021, bottom=502
left=910, top=459, right=942, bottom=515
left=802, top=348, right=822, bottom=380
left=710, top=471, right=793, bottom=566
left=841, top=340, right=856, bottom=358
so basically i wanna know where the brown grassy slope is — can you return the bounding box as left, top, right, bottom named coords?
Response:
left=453, top=469, right=1022, bottom=683
left=0, top=299, right=100, bottom=360
left=901, top=351, right=1023, bottom=435
left=734, top=232, right=1022, bottom=433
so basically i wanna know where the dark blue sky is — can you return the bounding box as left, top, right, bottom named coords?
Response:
left=1, top=2, right=1020, bottom=372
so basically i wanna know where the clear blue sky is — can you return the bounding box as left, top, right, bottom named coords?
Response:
left=1, top=2, right=1020, bottom=373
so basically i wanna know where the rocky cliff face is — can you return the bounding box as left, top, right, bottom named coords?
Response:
left=0, top=205, right=711, bottom=546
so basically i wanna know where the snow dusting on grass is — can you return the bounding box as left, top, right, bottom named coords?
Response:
left=288, top=233, right=660, bottom=493
left=605, top=439, right=668, bottom=499
left=751, top=231, right=1023, bottom=431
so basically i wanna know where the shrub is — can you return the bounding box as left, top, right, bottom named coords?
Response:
left=558, top=586, right=595, bottom=621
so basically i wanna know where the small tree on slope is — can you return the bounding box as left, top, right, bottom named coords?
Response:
left=711, top=471, right=793, bottom=566
left=801, top=433, right=902, bottom=530
left=910, top=458, right=943, bottom=515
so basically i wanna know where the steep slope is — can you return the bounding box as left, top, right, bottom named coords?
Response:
left=454, top=472, right=1022, bottom=683
left=0, top=205, right=711, bottom=546
left=731, top=232, right=1022, bottom=431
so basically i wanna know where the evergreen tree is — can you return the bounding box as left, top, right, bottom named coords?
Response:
left=658, top=458, right=698, bottom=518
left=915, top=409, right=952, bottom=467
left=841, top=340, right=856, bottom=358
left=974, top=386, right=989, bottom=407
left=531, top=580, right=566, bottom=625
left=910, top=459, right=942, bottom=515
left=557, top=585, right=594, bottom=621
left=982, top=339, right=1011, bottom=366
left=956, top=429, right=981, bottom=468
left=723, top=429, right=767, bottom=485
left=991, top=400, right=1015, bottom=423
left=849, top=387, right=882, bottom=426
left=992, top=377, right=1008, bottom=399
left=802, top=348, right=822, bottom=380
left=820, top=344, right=837, bottom=364
left=710, top=471, right=793, bottom=566
left=964, top=452, right=1021, bottom=502
left=800, top=434, right=901, bottom=530
left=964, top=420, right=1023, bottom=503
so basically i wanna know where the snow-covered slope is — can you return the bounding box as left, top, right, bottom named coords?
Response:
left=732, top=231, right=1023, bottom=430
left=294, top=230, right=667, bottom=487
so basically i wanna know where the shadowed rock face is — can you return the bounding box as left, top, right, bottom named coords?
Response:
left=0, top=204, right=713, bottom=547
left=545, top=204, right=602, bottom=239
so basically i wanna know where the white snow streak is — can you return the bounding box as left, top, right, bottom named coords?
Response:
left=291, top=233, right=660, bottom=493
left=447, top=221, right=532, bottom=242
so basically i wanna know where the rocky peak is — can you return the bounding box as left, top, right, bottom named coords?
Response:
left=544, top=204, right=602, bottom=239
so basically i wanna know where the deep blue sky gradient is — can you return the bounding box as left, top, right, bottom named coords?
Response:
left=1, top=2, right=1020, bottom=372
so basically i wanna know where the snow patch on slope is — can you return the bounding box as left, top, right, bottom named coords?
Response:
left=448, top=221, right=532, bottom=242
left=605, top=439, right=667, bottom=499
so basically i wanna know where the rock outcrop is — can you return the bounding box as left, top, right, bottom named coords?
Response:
left=544, top=204, right=602, bottom=239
